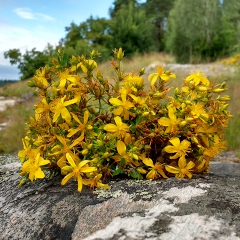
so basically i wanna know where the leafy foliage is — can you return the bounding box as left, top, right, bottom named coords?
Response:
left=4, top=44, right=55, bottom=80
left=18, top=49, right=231, bottom=191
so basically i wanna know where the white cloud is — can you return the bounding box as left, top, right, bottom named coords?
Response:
left=14, top=8, right=55, bottom=22
left=14, top=8, right=35, bottom=20
left=0, top=23, right=60, bottom=66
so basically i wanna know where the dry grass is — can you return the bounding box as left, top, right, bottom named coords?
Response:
left=0, top=99, right=36, bottom=153
left=0, top=80, right=33, bottom=97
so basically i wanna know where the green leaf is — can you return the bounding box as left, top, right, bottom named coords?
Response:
left=113, top=168, right=124, bottom=176
left=62, top=52, right=68, bottom=67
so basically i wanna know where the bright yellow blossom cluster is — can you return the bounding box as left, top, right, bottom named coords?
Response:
left=18, top=49, right=232, bottom=191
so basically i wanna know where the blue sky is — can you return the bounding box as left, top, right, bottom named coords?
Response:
left=0, top=0, right=115, bottom=80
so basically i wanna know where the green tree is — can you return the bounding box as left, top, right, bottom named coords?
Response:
left=109, top=2, right=154, bottom=57
left=4, top=44, right=55, bottom=80
left=166, top=0, right=229, bottom=63
left=63, top=17, right=112, bottom=61
left=222, top=0, right=240, bottom=53
left=109, top=0, right=140, bottom=18
left=144, top=0, right=175, bottom=51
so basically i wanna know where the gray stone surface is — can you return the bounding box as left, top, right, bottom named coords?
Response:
left=0, top=162, right=239, bottom=240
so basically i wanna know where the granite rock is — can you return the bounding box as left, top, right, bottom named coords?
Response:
left=0, top=163, right=239, bottom=240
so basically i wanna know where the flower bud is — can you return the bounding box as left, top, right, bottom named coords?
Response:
left=132, top=154, right=139, bottom=160
left=117, top=48, right=124, bottom=60
left=174, top=87, right=179, bottom=95
left=96, top=140, right=103, bottom=146
left=186, top=117, right=194, bottom=121
left=180, top=120, right=187, bottom=127
left=191, top=137, right=199, bottom=144
left=142, top=112, right=149, bottom=117
left=137, top=167, right=147, bottom=174
left=139, top=68, right=145, bottom=76
left=87, top=144, right=93, bottom=149
left=198, top=86, right=208, bottom=91
left=87, top=125, right=93, bottom=130
left=82, top=149, right=89, bottom=155
left=213, top=88, right=226, bottom=93
left=103, top=152, right=110, bottom=158
left=218, top=95, right=230, bottom=101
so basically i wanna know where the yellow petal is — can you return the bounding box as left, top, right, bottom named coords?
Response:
left=117, top=140, right=126, bottom=156
left=151, top=75, right=159, bottom=87
left=142, top=158, right=154, bottom=167
left=169, top=138, right=180, bottom=147
left=34, top=168, right=45, bottom=179
left=178, top=156, right=186, bottom=169
left=124, top=133, right=132, bottom=145
left=168, top=107, right=176, bottom=121
left=64, top=98, right=77, bottom=106
left=84, top=110, right=89, bottom=124
left=148, top=73, right=156, bottom=81
left=186, top=161, right=195, bottom=170
left=186, top=172, right=193, bottom=178
left=109, top=98, right=122, bottom=106
left=146, top=169, right=156, bottom=179
left=114, top=116, right=122, bottom=126
left=77, top=175, right=83, bottom=192
left=53, top=111, right=60, bottom=122
left=66, top=153, right=77, bottom=168
left=157, top=168, right=168, bottom=178
left=104, top=124, right=117, bottom=132
left=165, top=165, right=180, bottom=174
left=78, top=160, right=90, bottom=168
left=113, top=107, right=123, bottom=116
left=181, top=140, right=191, bottom=149
left=164, top=145, right=177, bottom=153
left=61, top=108, right=71, bottom=122
left=81, top=166, right=97, bottom=173
left=81, top=64, right=88, bottom=73
left=61, top=173, right=74, bottom=185
left=160, top=73, right=170, bottom=81
left=38, top=159, right=50, bottom=166
left=158, top=117, right=170, bottom=126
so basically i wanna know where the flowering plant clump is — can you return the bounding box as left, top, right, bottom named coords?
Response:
left=18, top=49, right=232, bottom=191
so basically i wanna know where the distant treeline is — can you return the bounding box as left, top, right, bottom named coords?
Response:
left=0, top=80, right=18, bottom=87
left=3, top=0, right=240, bottom=80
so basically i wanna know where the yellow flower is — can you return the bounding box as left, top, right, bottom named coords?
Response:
left=52, top=135, right=83, bottom=168
left=35, top=97, right=51, bottom=125
left=190, top=103, right=208, bottom=121
left=165, top=157, right=195, bottom=178
left=141, top=155, right=167, bottom=179
left=66, top=82, right=88, bottom=104
left=18, top=137, right=33, bottom=161
left=21, top=152, right=50, bottom=182
left=50, top=96, right=77, bottom=123
left=129, top=94, right=147, bottom=107
left=148, top=66, right=176, bottom=87
left=104, top=116, right=129, bottom=139
left=61, top=153, right=97, bottom=192
left=67, top=110, right=92, bottom=139
left=158, top=106, right=181, bottom=133
left=112, top=141, right=139, bottom=167
left=109, top=89, right=135, bottom=120
left=32, top=67, right=48, bottom=87
left=123, top=75, right=144, bottom=91
left=58, top=70, right=79, bottom=89
left=82, top=174, right=109, bottom=189
left=185, top=70, right=210, bottom=86
left=164, top=137, right=191, bottom=160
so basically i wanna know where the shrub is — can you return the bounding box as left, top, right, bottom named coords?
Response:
left=18, top=49, right=231, bottom=191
